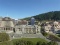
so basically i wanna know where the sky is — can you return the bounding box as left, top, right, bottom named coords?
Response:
left=0, top=0, right=60, bottom=19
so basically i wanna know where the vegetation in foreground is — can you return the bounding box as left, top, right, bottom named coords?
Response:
left=0, top=33, right=58, bottom=45
left=0, top=38, right=47, bottom=45
left=0, top=38, right=58, bottom=45
left=0, top=33, right=10, bottom=42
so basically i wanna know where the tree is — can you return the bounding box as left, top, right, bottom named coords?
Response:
left=22, top=11, right=60, bottom=21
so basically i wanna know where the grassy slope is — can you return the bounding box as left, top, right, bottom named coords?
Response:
left=21, top=38, right=47, bottom=43
left=0, top=38, right=48, bottom=45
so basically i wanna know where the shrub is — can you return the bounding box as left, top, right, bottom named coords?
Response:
left=26, top=41, right=33, bottom=45
left=47, top=41, right=58, bottom=45
left=42, top=32, right=48, bottom=37
left=13, top=40, right=33, bottom=45
left=0, top=33, right=10, bottom=42
left=36, top=41, right=47, bottom=45
left=57, top=34, right=60, bottom=37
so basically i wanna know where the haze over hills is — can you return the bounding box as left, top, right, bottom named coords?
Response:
left=22, top=11, right=60, bottom=21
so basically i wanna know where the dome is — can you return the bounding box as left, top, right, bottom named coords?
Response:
left=31, top=17, right=35, bottom=25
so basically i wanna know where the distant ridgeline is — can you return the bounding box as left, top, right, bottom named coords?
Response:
left=22, top=11, right=60, bottom=21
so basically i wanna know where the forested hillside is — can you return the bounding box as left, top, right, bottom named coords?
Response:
left=22, top=11, right=60, bottom=21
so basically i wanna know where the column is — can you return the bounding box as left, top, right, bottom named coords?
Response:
left=31, top=28, right=33, bottom=34
left=36, top=27, right=37, bottom=34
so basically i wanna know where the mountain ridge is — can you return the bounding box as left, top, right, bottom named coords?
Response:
left=22, top=11, right=60, bottom=21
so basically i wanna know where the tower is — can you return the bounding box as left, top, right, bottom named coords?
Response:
left=30, top=17, right=35, bottom=25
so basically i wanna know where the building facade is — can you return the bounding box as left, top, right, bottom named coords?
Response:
left=0, top=17, right=41, bottom=34
left=0, top=17, right=14, bottom=33
left=44, top=21, right=60, bottom=34
left=15, top=25, right=40, bottom=34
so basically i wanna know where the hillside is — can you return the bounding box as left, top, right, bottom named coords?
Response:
left=22, top=11, right=60, bottom=21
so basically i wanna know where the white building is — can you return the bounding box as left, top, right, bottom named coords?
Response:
left=0, top=17, right=41, bottom=34
left=44, top=24, right=52, bottom=33
left=44, top=21, right=60, bottom=34
left=0, top=17, right=14, bottom=33
left=53, top=21, right=60, bottom=33
left=15, top=25, right=40, bottom=34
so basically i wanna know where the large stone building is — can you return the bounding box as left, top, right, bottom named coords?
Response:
left=0, top=17, right=41, bottom=34
left=15, top=25, right=40, bottom=34
left=0, top=17, right=14, bottom=33
left=15, top=17, right=40, bottom=34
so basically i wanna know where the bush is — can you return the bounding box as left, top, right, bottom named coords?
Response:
left=47, top=41, right=58, bottom=45
left=57, top=34, right=60, bottom=37
left=36, top=41, right=47, bottom=45
left=42, top=32, right=48, bottom=37
left=36, top=41, right=58, bottom=45
left=26, top=41, right=33, bottom=45
left=0, top=33, right=10, bottom=42
left=13, top=40, right=33, bottom=45
left=0, top=41, right=13, bottom=45
left=41, top=27, right=48, bottom=37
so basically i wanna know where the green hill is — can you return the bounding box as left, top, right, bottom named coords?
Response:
left=22, top=11, right=60, bottom=21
